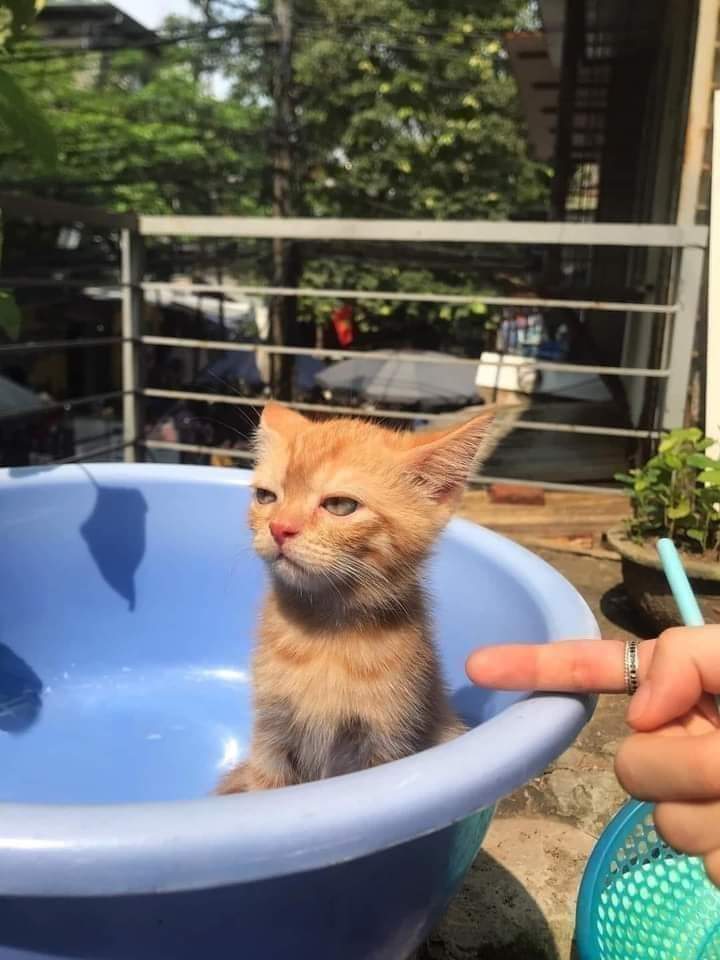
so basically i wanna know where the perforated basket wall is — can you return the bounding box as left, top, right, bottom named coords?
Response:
left=577, top=801, right=720, bottom=959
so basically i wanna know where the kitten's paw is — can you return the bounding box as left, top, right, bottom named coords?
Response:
left=216, top=762, right=292, bottom=794
left=215, top=763, right=250, bottom=795
left=437, top=717, right=469, bottom=743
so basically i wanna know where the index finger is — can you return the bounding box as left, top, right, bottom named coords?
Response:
left=466, top=639, right=654, bottom=694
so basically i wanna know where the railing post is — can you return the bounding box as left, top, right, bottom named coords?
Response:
left=120, top=227, right=143, bottom=462
left=706, top=91, right=720, bottom=455
left=663, top=243, right=705, bottom=429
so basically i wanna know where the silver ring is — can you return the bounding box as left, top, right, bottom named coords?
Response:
left=624, top=638, right=639, bottom=695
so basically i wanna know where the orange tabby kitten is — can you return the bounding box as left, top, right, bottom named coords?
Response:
left=217, top=403, right=495, bottom=794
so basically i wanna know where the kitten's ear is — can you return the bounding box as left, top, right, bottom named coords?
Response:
left=400, top=412, right=495, bottom=500
left=260, top=403, right=309, bottom=441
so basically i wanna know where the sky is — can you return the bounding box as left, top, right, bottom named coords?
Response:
left=113, top=0, right=232, bottom=96
left=113, top=0, right=198, bottom=29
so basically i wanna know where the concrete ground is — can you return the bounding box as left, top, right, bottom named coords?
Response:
left=419, top=537, right=644, bottom=959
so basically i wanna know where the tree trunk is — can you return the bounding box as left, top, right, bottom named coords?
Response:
left=270, top=0, right=298, bottom=401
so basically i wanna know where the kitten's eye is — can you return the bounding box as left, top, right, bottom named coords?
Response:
left=255, top=488, right=277, bottom=505
left=322, top=496, right=359, bottom=517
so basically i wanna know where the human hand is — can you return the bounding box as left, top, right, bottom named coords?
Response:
left=466, top=625, right=720, bottom=884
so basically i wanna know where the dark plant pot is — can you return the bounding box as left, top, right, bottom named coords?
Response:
left=606, top=528, right=720, bottom=634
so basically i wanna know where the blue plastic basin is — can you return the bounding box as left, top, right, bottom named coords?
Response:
left=0, top=464, right=597, bottom=960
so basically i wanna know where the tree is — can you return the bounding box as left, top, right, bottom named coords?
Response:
left=0, top=0, right=550, bottom=362
left=203, top=0, right=550, bottom=353
left=0, top=42, right=265, bottom=216
left=0, top=0, right=56, bottom=338
left=292, top=0, right=548, bottom=222
left=0, top=0, right=56, bottom=169
left=0, top=26, right=271, bottom=317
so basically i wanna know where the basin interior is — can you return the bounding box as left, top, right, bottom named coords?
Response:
left=1, top=465, right=567, bottom=804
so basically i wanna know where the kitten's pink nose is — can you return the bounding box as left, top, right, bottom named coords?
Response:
left=270, top=520, right=300, bottom=547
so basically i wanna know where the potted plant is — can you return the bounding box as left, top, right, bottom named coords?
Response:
left=608, top=427, right=720, bottom=632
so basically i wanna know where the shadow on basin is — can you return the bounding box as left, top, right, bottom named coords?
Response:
left=80, top=484, right=148, bottom=612
left=452, top=684, right=529, bottom=727
left=6, top=466, right=149, bottom=613
left=0, top=641, right=43, bottom=734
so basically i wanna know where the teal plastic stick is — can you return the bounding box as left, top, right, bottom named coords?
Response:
left=657, top=538, right=706, bottom=627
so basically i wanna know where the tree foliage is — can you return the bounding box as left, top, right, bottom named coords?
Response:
left=0, top=0, right=549, bottom=347
left=292, top=0, right=549, bottom=221
left=0, top=0, right=56, bottom=168
left=215, top=0, right=549, bottom=341
left=0, top=42, right=264, bottom=214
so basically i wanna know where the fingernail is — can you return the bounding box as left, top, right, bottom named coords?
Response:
left=466, top=651, right=486, bottom=681
left=627, top=682, right=652, bottom=726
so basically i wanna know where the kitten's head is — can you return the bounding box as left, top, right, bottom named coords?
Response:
left=249, top=404, right=495, bottom=606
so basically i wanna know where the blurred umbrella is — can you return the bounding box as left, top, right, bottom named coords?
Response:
left=0, top=376, right=51, bottom=417
left=199, top=350, right=264, bottom=390
left=316, top=350, right=478, bottom=410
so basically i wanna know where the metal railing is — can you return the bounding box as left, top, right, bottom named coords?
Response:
left=123, top=216, right=708, bottom=477
left=0, top=195, right=134, bottom=465
left=0, top=194, right=710, bottom=487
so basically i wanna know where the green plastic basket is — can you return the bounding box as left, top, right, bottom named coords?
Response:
left=577, top=799, right=720, bottom=959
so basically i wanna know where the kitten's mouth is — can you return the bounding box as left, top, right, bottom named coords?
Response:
left=271, top=552, right=331, bottom=592
left=272, top=552, right=310, bottom=577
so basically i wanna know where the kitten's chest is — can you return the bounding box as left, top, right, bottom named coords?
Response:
left=257, top=639, right=403, bottom=726
left=255, top=653, right=417, bottom=780
left=254, top=622, right=421, bottom=730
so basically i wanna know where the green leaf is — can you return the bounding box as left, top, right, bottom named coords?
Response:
left=667, top=500, right=692, bottom=519
left=698, top=469, right=720, bottom=486
left=664, top=453, right=683, bottom=469
left=687, top=528, right=706, bottom=543
left=687, top=453, right=720, bottom=469
left=614, top=472, right=635, bottom=485
left=0, top=68, right=56, bottom=169
left=0, top=0, right=45, bottom=45
left=469, top=301, right=487, bottom=315
left=0, top=290, right=21, bottom=340
left=659, top=427, right=702, bottom=453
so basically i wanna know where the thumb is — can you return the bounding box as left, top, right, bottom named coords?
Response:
left=627, top=626, right=720, bottom=731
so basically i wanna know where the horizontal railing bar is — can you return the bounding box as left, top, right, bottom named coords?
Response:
left=140, top=335, right=671, bottom=378
left=144, top=440, right=254, bottom=461
left=140, top=388, right=660, bottom=438
left=142, top=282, right=676, bottom=315
left=0, top=277, right=678, bottom=314
left=0, top=389, right=129, bottom=422
left=0, top=337, right=125, bottom=355
left=505, top=419, right=659, bottom=439
left=138, top=216, right=709, bottom=248
left=49, top=440, right=134, bottom=465
left=469, top=474, right=627, bottom=495
left=145, top=439, right=627, bottom=494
